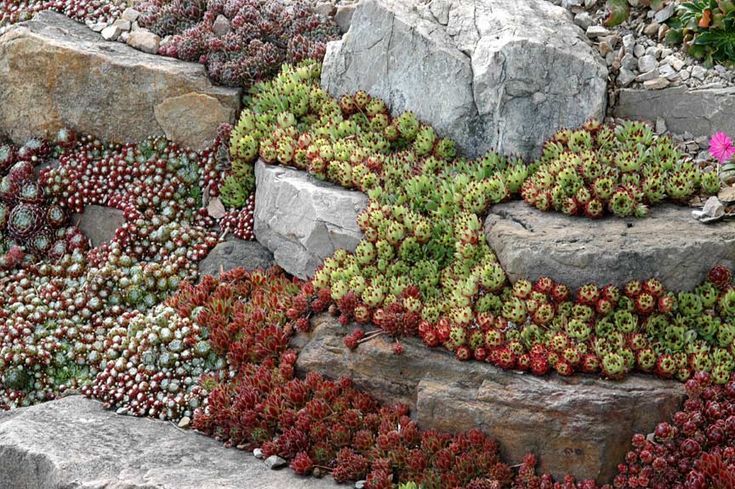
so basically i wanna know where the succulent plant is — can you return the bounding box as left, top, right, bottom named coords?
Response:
left=522, top=121, right=718, bottom=219
left=138, top=0, right=340, bottom=87
left=667, top=0, right=735, bottom=65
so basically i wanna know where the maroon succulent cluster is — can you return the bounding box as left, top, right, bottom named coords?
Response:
left=147, top=269, right=517, bottom=489
left=219, top=193, right=255, bottom=240
left=612, top=372, right=735, bottom=489
left=0, top=138, right=88, bottom=268
left=0, top=0, right=124, bottom=25
left=136, top=0, right=340, bottom=87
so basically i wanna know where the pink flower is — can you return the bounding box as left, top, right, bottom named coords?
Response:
left=709, top=131, right=735, bottom=164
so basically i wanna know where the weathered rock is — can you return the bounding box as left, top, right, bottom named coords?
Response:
left=321, top=0, right=607, bottom=159
left=295, top=315, right=685, bottom=482
left=0, top=12, right=240, bottom=150
left=0, top=396, right=336, bottom=489
left=154, top=93, right=236, bottom=151
left=484, top=201, right=735, bottom=291
left=615, top=86, right=735, bottom=140
left=198, top=238, right=275, bottom=277
left=74, top=205, right=125, bottom=247
left=254, top=160, right=368, bottom=279
left=335, top=3, right=357, bottom=32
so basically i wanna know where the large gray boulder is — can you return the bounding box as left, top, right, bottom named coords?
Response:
left=295, top=315, right=684, bottom=482
left=321, top=0, right=608, bottom=159
left=615, top=86, right=735, bottom=139
left=254, top=161, right=368, bottom=279
left=0, top=12, right=240, bottom=150
left=0, top=396, right=336, bottom=489
left=484, top=201, right=735, bottom=291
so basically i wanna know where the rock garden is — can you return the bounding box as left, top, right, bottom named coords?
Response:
left=1, top=0, right=735, bottom=488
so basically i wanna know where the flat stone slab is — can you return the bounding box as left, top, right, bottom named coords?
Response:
left=0, top=12, right=240, bottom=150
left=484, top=201, right=735, bottom=291
left=74, top=204, right=126, bottom=247
left=198, top=238, right=274, bottom=277
left=614, top=86, right=735, bottom=139
left=321, top=0, right=607, bottom=158
left=295, top=315, right=685, bottom=482
left=254, top=160, right=368, bottom=279
left=0, top=396, right=336, bottom=489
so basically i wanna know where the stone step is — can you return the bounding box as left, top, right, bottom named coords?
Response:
left=294, top=314, right=685, bottom=482
left=484, top=201, right=735, bottom=291
left=0, top=396, right=336, bottom=489
left=254, top=160, right=368, bottom=279
left=321, top=0, right=607, bottom=159
left=614, top=86, right=735, bottom=141
left=0, top=11, right=240, bottom=150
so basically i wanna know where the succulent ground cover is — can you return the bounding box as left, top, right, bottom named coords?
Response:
left=1, top=6, right=735, bottom=487
left=227, top=61, right=734, bottom=384
left=0, top=130, right=257, bottom=409
left=522, top=121, right=719, bottom=218
left=0, top=0, right=124, bottom=25
left=136, top=0, right=341, bottom=87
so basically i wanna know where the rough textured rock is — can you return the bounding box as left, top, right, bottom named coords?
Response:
left=484, top=201, right=735, bottom=291
left=254, top=160, right=368, bottom=279
left=198, top=238, right=274, bottom=277
left=0, top=396, right=336, bottom=489
left=154, top=93, right=235, bottom=151
left=74, top=205, right=125, bottom=247
left=0, top=12, right=239, bottom=150
left=321, top=0, right=607, bottom=159
left=615, top=86, right=735, bottom=139
left=295, top=315, right=685, bottom=482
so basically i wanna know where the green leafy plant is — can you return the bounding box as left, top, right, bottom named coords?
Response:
left=667, top=0, right=735, bottom=64
left=605, top=0, right=668, bottom=27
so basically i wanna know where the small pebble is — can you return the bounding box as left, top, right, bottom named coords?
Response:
left=212, top=14, right=231, bottom=36
left=599, top=41, right=612, bottom=56
left=574, top=11, right=593, bottom=30
left=90, top=22, right=107, bottom=33
left=691, top=65, right=707, bottom=81
left=178, top=416, right=191, bottom=428
left=586, top=25, right=610, bottom=38
left=265, top=455, right=288, bottom=470
left=655, top=118, right=667, bottom=135
left=633, top=44, right=646, bottom=58
left=636, top=68, right=660, bottom=82
left=355, top=481, right=366, bottom=489
left=659, top=63, right=678, bottom=80
left=101, top=25, right=121, bottom=41
left=622, top=34, right=635, bottom=52
left=112, top=19, right=131, bottom=31
left=253, top=448, right=264, bottom=459
left=654, top=3, right=675, bottom=23
left=121, top=7, right=140, bottom=22
left=643, top=21, right=659, bottom=37
left=621, top=53, right=637, bottom=70
left=643, top=77, right=670, bottom=90
left=618, top=68, right=636, bottom=87
left=637, top=54, right=657, bottom=72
